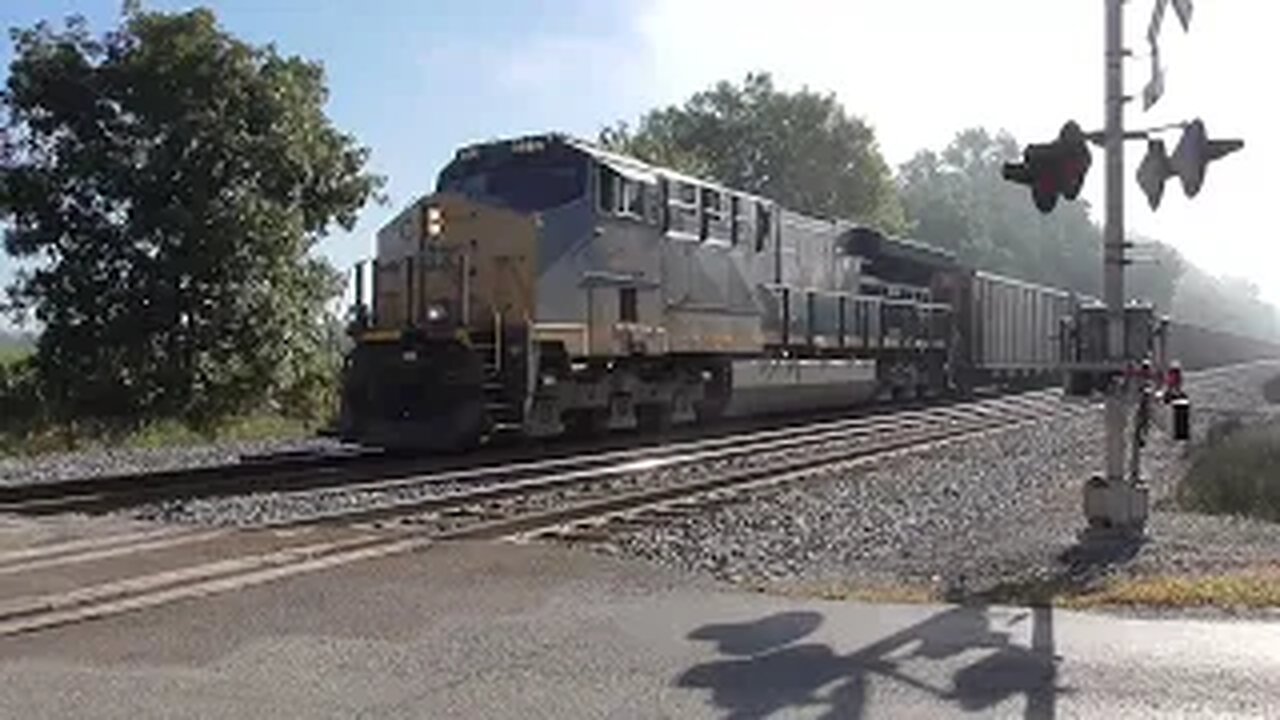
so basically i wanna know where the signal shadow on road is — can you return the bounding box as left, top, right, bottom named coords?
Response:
left=676, top=604, right=1061, bottom=719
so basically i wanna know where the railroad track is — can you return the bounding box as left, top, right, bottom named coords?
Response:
left=0, top=391, right=1028, bottom=516
left=0, top=446, right=388, bottom=514
left=0, top=390, right=1079, bottom=636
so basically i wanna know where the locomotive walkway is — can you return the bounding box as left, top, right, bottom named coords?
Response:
left=0, top=540, right=1276, bottom=719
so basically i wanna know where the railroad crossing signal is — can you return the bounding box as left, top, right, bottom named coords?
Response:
left=1135, top=119, right=1244, bottom=209
left=1002, top=121, right=1092, bottom=214
left=1136, top=139, right=1172, bottom=210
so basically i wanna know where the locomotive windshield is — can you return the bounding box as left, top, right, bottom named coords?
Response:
left=437, top=142, right=587, bottom=213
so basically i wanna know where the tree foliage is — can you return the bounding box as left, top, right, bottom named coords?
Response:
left=1125, top=234, right=1185, bottom=315
left=605, top=77, right=1278, bottom=338
left=1172, top=268, right=1279, bottom=340
left=0, top=9, right=381, bottom=425
left=601, top=73, right=905, bottom=233
left=897, top=128, right=1110, bottom=300
left=899, top=128, right=1279, bottom=338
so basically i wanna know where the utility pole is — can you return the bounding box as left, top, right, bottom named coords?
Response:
left=1083, top=0, right=1149, bottom=532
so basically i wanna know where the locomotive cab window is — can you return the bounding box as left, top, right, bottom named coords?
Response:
left=623, top=179, right=647, bottom=219
left=598, top=165, right=619, bottom=214
left=729, top=195, right=745, bottom=246
left=735, top=196, right=755, bottom=248
left=619, top=287, right=638, bottom=323
left=658, top=178, right=670, bottom=231
left=755, top=202, right=772, bottom=252
left=598, top=165, right=650, bottom=221
left=667, top=181, right=699, bottom=236
left=437, top=146, right=586, bottom=212
left=700, top=187, right=726, bottom=242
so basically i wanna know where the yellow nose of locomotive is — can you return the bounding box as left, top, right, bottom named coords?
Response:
left=369, top=193, right=538, bottom=338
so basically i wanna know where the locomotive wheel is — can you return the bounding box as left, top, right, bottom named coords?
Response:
left=636, top=403, right=673, bottom=434
left=565, top=408, right=609, bottom=439
left=694, top=398, right=725, bottom=423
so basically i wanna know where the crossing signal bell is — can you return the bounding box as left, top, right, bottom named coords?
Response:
left=1002, top=121, right=1092, bottom=214
left=1136, top=118, right=1243, bottom=210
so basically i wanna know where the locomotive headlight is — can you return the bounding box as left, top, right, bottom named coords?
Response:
left=425, top=303, right=448, bottom=323
left=426, top=207, right=443, bottom=237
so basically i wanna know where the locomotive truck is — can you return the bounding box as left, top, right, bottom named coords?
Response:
left=337, top=133, right=1084, bottom=451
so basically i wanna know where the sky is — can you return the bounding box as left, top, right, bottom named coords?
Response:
left=1, top=0, right=1275, bottom=322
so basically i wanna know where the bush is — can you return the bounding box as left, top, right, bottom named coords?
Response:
left=0, top=412, right=318, bottom=458
left=0, top=356, right=44, bottom=432
left=0, top=341, right=340, bottom=456
left=1179, top=419, right=1280, bottom=522
left=0, top=350, right=329, bottom=456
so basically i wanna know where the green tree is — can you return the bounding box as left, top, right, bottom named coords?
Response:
left=1173, top=268, right=1279, bottom=340
left=1126, top=234, right=1185, bottom=313
left=601, top=73, right=905, bottom=233
left=0, top=9, right=381, bottom=426
left=898, top=128, right=1105, bottom=297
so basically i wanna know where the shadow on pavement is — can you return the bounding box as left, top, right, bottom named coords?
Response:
left=673, top=531, right=1156, bottom=717
left=972, top=530, right=1146, bottom=606
left=676, top=604, right=1063, bottom=719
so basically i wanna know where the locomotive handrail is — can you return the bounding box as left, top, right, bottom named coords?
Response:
left=493, top=309, right=503, bottom=372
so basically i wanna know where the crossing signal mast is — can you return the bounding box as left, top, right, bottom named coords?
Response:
left=1001, top=0, right=1242, bottom=535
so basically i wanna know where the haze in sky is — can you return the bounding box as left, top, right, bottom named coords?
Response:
left=1, top=0, right=1274, bottom=315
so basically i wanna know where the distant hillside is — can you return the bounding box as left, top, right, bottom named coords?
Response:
left=1171, top=266, right=1280, bottom=343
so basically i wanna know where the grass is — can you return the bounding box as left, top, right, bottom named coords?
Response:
left=0, top=347, right=333, bottom=457
left=1177, top=418, right=1280, bottom=522
left=0, top=346, right=31, bottom=367
left=749, top=569, right=1280, bottom=611
left=970, top=563, right=1280, bottom=611
left=1064, top=568, right=1280, bottom=610
left=0, top=413, right=321, bottom=458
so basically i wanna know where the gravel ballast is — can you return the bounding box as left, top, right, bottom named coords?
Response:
left=10, top=360, right=1278, bottom=607
left=600, top=361, right=1280, bottom=601
left=0, top=436, right=344, bottom=487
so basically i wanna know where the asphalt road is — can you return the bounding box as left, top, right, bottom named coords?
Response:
left=0, top=540, right=1277, bottom=719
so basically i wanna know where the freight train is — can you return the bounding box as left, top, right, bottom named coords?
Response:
left=335, top=133, right=1113, bottom=450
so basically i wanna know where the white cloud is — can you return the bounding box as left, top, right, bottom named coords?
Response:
left=631, top=0, right=1279, bottom=306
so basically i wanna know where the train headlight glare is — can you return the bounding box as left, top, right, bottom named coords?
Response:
left=426, top=207, right=443, bottom=237
left=426, top=304, right=447, bottom=322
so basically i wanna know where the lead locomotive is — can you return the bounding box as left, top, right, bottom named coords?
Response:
left=337, top=134, right=1072, bottom=450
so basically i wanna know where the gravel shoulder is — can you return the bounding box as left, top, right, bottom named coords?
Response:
left=0, top=435, right=344, bottom=487
left=594, top=361, right=1280, bottom=609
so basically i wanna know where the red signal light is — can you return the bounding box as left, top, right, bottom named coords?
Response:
left=1165, top=364, right=1184, bottom=398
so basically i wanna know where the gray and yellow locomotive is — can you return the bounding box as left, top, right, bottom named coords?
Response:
left=337, top=134, right=1067, bottom=450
